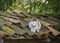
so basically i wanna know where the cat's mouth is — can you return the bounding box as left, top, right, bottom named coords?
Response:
left=32, top=25, right=36, bottom=27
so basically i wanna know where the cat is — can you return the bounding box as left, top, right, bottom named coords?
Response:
left=28, top=19, right=41, bottom=32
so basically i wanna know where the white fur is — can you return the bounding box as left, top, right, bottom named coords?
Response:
left=28, top=21, right=41, bottom=32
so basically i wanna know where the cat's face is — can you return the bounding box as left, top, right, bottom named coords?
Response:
left=32, top=22, right=37, bottom=27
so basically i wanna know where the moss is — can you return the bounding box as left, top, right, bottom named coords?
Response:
left=55, top=23, right=60, bottom=31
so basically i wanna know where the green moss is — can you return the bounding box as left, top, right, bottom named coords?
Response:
left=55, top=23, right=60, bottom=31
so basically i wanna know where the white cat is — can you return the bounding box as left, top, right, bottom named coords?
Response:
left=28, top=19, right=41, bottom=32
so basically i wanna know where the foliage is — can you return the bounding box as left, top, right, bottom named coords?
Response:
left=55, top=23, right=60, bottom=31
left=47, top=0, right=60, bottom=14
left=0, top=0, right=60, bottom=14
left=0, top=0, right=16, bottom=11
